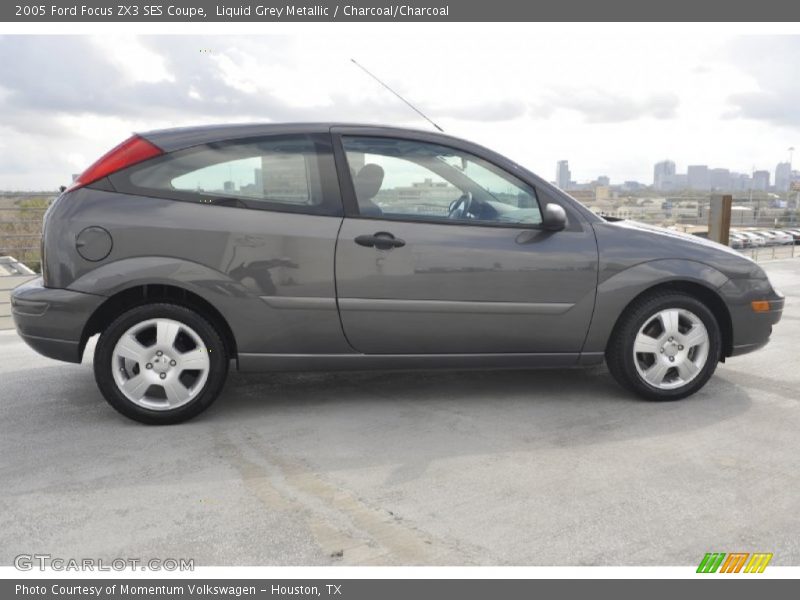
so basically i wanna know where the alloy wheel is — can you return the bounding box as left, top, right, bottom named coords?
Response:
left=111, top=318, right=210, bottom=410
left=632, top=308, right=710, bottom=390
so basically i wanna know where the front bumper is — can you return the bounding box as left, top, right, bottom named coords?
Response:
left=10, top=277, right=104, bottom=363
left=719, top=277, right=784, bottom=357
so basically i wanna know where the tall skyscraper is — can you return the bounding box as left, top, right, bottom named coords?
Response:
left=556, top=160, right=571, bottom=190
left=653, top=160, right=676, bottom=189
left=775, top=162, right=792, bottom=192
left=752, top=170, right=770, bottom=191
left=687, top=165, right=710, bottom=190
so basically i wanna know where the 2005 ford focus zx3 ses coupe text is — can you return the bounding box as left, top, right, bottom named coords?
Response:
left=11, top=123, right=784, bottom=423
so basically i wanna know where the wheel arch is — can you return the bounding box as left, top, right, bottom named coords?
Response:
left=604, top=280, right=733, bottom=359
left=583, top=259, right=734, bottom=359
left=80, top=284, right=238, bottom=363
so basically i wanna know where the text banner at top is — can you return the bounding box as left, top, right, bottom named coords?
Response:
left=5, top=0, right=800, bottom=22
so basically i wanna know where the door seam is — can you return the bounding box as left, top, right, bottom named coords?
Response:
left=333, top=217, right=360, bottom=352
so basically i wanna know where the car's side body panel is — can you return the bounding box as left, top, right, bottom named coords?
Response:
left=43, top=189, right=351, bottom=356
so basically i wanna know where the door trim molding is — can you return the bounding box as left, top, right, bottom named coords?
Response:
left=260, top=296, right=337, bottom=310
left=338, top=298, right=574, bottom=315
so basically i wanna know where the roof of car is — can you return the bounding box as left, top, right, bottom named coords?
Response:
left=138, top=122, right=458, bottom=152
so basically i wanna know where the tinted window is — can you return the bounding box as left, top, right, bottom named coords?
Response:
left=342, top=136, right=541, bottom=226
left=117, top=135, right=335, bottom=213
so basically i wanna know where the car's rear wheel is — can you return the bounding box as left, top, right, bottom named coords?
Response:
left=606, top=291, right=722, bottom=400
left=94, top=303, right=228, bottom=424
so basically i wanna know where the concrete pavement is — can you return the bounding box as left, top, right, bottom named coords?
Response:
left=1, top=260, right=799, bottom=566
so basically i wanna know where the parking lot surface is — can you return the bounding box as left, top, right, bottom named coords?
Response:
left=1, top=259, right=799, bottom=566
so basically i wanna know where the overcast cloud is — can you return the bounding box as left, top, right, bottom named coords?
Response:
left=726, top=36, right=800, bottom=128
left=0, top=32, right=798, bottom=189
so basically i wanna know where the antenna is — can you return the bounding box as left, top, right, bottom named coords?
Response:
left=351, top=58, right=444, bottom=133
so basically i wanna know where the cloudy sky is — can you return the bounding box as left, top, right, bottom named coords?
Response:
left=0, top=31, right=798, bottom=190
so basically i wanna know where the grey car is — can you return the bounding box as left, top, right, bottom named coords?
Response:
left=11, top=123, right=784, bottom=424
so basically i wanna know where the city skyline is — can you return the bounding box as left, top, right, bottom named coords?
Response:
left=554, top=157, right=798, bottom=193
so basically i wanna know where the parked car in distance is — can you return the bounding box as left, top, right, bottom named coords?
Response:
left=740, top=231, right=767, bottom=247
left=11, top=123, right=785, bottom=423
left=784, top=228, right=800, bottom=244
left=732, top=231, right=754, bottom=248
left=728, top=232, right=747, bottom=249
left=767, top=230, right=795, bottom=245
left=752, top=231, right=777, bottom=246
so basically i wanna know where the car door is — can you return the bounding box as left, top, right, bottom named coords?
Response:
left=332, top=130, right=599, bottom=355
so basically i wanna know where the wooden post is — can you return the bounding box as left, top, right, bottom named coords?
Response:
left=708, top=195, right=732, bottom=245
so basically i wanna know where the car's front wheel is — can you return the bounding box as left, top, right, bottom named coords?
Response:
left=94, top=303, right=228, bottom=424
left=606, top=292, right=722, bottom=400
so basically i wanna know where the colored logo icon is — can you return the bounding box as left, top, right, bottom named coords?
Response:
left=697, top=552, right=773, bottom=573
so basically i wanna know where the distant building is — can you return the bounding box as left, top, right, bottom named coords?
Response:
left=375, top=178, right=458, bottom=216
left=595, top=185, right=611, bottom=201
left=775, top=162, right=791, bottom=192
left=567, top=189, right=595, bottom=203
left=687, top=165, right=710, bottom=190
left=752, top=170, right=770, bottom=191
left=674, top=174, right=689, bottom=189
left=709, top=168, right=731, bottom=190
left=262, top=153, right=311, bottom=203
left=672, top=201, right=701, bottom=219
left=556, top=160, right=571, bottom=190
left=653, top=160, right=676, bottom=189
left=596, top=175, right=610, bottom=187
left=729, top=172, right=751, bottom=191
left=622, top=180, right=646, bottom=191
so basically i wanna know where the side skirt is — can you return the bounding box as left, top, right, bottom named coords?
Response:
left=237, top=352, right=606, bottom=372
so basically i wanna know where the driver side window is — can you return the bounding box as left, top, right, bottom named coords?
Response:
left=341, top=136, right=542, bottom=226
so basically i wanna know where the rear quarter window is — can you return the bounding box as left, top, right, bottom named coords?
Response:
left=109, top=134, right=341, bottom=216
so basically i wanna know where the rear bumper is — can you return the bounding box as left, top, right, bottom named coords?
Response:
left=10, top=277, right=104, bottom=363
left=719, top=277, right=784, bottom=357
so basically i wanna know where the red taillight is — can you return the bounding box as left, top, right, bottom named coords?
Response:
left=67, top=135, right=163, bottom=191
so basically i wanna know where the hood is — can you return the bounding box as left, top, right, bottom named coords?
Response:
left=597, top=219, right=767, bottom=280
left=611, top=219, right=746, bottom=257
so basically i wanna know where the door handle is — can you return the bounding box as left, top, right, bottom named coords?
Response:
left=354, top=232, right=406, bottom=250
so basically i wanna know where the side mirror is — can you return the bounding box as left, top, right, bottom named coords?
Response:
left=542, top=203, right=567, bottom=231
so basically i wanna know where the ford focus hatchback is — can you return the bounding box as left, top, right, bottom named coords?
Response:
left=11, top=124, right=784, bottom=424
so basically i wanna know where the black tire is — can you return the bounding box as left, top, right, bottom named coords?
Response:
left=606, top=291, right=722, bottom=401
left=94, top=303, right=228, bottom=424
